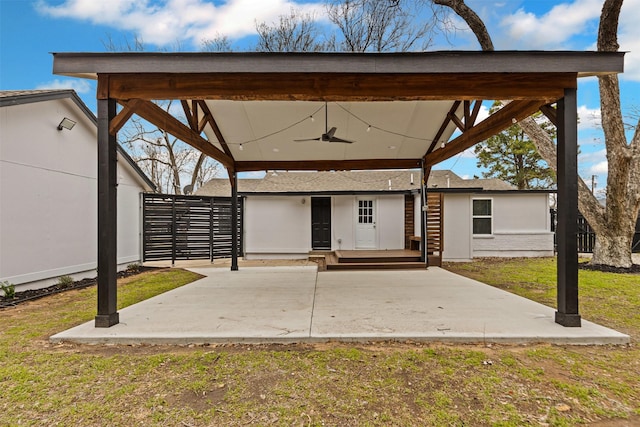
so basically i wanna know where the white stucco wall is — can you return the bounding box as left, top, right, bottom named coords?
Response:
left=242, top=194, right=405, bottom=258
left=0, top=96, right=149, bottom=290
left=442, top=193, right=473, bottom=261
left=332, top=195, right=355, bottom=251
left=243, top=196, right=311, bottom=259
left=472, top=193, right=554, bottom=257
left=440, top=192, right=553, bottom=261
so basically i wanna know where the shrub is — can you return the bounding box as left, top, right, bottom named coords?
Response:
left=126, top=263, right=141, bottom=273
left=1, top=280, right=16, bottom=298
left=57, top=275, right=74, bottom=288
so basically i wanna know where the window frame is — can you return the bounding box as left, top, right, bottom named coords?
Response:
left=472, top=198, right=493, bottom=236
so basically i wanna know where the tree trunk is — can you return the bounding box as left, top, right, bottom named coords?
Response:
left=436, top=0, right=639, bottom=268
left=592, top=229, right=634, bottom=267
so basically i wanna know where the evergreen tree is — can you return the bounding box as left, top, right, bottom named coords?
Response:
left=474, top=102, right=555, bottom=190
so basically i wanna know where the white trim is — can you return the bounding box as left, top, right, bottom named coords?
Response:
left=472, top=197, right=493, bottom=236
left=3, top=255, right=140, bottom=287
left=354, top=196, right=378, bottom=249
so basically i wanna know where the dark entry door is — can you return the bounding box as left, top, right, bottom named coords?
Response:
left=311, top=197, right=331, bottom=250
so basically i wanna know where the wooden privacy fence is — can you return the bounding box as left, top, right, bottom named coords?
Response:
left=143, top=194, right=243, bottom=263
left=550, top=209, right=640, bottom=253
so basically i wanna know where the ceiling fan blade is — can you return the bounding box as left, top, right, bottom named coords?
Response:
left=329, top=136, right=355, bottom=144
left=326, top=127, right=337, bottom=138
left=294, top=137, right=321, bottom=142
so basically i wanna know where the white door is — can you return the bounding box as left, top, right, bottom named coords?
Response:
left=355, top=198, right=376, bottom=248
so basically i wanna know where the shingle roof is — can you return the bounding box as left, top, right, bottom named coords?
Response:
left=0, top=90, right=67, bottom=99
left=196, top=170, right=514, bottom=197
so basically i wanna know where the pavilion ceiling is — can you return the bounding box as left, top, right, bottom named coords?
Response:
left=53, top=51, right=624, bottom=173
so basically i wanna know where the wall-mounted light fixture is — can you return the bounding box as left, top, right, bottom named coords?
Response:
left=57, top=117, right=76, bottom=131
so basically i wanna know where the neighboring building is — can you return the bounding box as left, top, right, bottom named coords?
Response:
left=0, top=90, right=155, bottom=291
left=196, top=170, right=554, bottom=261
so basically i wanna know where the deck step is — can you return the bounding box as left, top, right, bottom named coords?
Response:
left=327, top=262, right=426, bottom=271
left=337, top=256, right=422, bottom=264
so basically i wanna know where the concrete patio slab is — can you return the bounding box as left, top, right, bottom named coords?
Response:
left=51, top=266, right=630, bottom=345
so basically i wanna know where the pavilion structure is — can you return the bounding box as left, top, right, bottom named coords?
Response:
left=52, top=51, right=625, bottom=329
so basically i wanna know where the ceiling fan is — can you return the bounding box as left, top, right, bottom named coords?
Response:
left=294, top=102, right=355, bottom=144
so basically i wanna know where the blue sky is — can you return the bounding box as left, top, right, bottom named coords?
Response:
left=1, top=0, right=639, bottom=190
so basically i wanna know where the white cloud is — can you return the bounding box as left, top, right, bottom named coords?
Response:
left=459, top=147, right=477, bottom=159
left=589, top=160, right=608, bottom=174
left=37, top=0, right=326, bottom=48
left=577, top=105, right=601, bottom=131
left=618, top=0, right=640, bottom=81
left=499, top=0, right=602, bottom=49
left=35, top=78, right=93, bottom=93
left=579, top=148, right=606, bottom=164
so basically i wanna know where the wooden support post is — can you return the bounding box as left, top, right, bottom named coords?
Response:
left=420, top=163, right=427, bottom=266
left=555, top=87, right=581, bottom=327
left=231, top=170, right=239, bottom=271
left=95, top=98, right=119, bottom=327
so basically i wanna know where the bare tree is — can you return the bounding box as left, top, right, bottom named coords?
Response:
left=434, top=0, right=639, bottom=268
left=104, top=36, right=221, bottom=194
left=327, top=0, right=434, bottom=52
left=201, top=34, right=234, bottom=52
left=256, top=8, right=327, bottom=52
left=120, top=101, right=219, bottom=194
left=255, top=0, right=437, bottom=53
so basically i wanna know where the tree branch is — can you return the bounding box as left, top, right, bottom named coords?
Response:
left=432, top=0, right=493, bottom=50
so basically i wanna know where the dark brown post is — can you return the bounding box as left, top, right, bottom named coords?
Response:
left=555, top=87, right=581, bottom=327
left=95, top=96, right=119, bottom=327
left=420, top=164, right=427, bottom=266
left=231, top=170, right=239, bottom=271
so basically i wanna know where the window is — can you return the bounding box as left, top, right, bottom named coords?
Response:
left=358, top=200, right=373, bottom=224
left=473, top=199, right=492, bottom=235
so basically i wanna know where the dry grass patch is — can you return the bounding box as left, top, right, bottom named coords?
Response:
left=0, top=260, right=638, bottom=426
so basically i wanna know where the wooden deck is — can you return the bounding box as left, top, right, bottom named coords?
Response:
left=324, top=250, right=426, bottom=270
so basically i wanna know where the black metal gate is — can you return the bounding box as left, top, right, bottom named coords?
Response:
left=142, top=194, right=243, bottom=262
left=551, top=209, right=640, bottom=253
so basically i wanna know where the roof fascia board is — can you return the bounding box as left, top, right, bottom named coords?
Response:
left=53, top=51, right=625, bottom=77
left=238, top=190, right=412, bottom=196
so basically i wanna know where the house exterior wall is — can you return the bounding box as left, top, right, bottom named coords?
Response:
left=243, top=196, right=311, bottom=259
left=242, top=194, right=405, bottom=258
left=472, top=193, right=554, bottom=257
left=442, top=194, right=473, bottom=261
left=439, top=192, right=553, bottom=261
left=0, top=97, right=148, bottom=291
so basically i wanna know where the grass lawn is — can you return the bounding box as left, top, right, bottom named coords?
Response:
left=1, top=259, right=638, bottom=426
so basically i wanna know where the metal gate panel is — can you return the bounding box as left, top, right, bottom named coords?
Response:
left=142, top=194, right=242, bottom=262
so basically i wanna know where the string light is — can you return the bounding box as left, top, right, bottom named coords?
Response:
left=224, top=102, right=438, bottom=148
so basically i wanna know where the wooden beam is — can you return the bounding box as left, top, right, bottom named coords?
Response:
left=235, top=158, right=422, bottom=172
left=423, top=100, right=546, bottom=166
left=106, top=72, right=576, bottom=101
left=448, top=112, right=465, bottom=132
left=181, top=100, right=197, bottom=131
left=469, top=100, right=483, bottom=128
left=109, top=100, right=138, bottom=135
left=540, top=103, right=557, bottom=126
left=197, top=101, right=233, bottom=157
left=425, top=101, right=461, bottom=154
left=120, top=99, right=235, bottom=170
